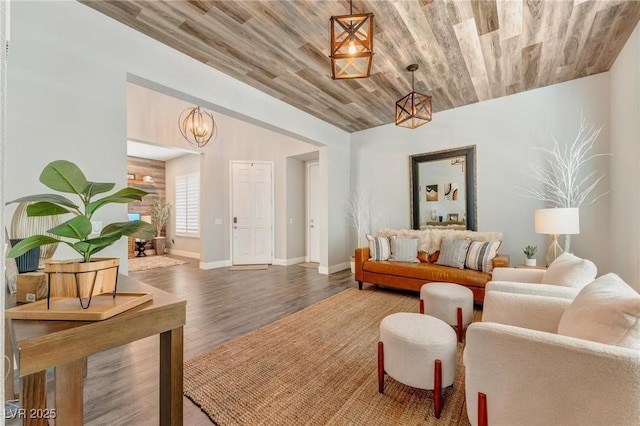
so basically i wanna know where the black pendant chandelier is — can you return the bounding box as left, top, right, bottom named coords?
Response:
left=178, top=106, right=217, bottom=148
left=329, top=0, right=374, bottom=79
left=395, top=64, right=432, bottom=129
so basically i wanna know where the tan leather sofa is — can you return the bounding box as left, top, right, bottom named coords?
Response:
left=355, top=247, right=509, bottom=303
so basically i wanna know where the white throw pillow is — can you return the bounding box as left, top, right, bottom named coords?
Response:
left=557, top=273, right=640, bottom=350
left=541, top=252, right=597, bottom=287
left=366, top=234, right=390, bottom=261
left=389, top=237, right=419, bottom=263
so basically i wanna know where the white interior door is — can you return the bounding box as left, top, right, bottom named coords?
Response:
left=307, top=162, right=320, bottom=263
left=231, top=162, right=273, bottom=265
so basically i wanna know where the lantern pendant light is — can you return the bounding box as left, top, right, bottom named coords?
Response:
left=329, top=0, right=374, bottom=79
left=395, top=64, right=432, bottom=128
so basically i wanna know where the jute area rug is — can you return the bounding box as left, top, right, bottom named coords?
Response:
left=128, top=255, right=187, bottom=272
left=184, top=287, right=479, bottom=425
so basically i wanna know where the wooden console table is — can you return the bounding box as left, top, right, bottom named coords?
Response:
left=7, top=275, right=186, bottom=425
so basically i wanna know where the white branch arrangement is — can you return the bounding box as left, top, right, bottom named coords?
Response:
left=519, top=115, right=610, bottom=251
left=348, top=191, right=380, bottom=248
left=520, top=116, right=610, bottom=208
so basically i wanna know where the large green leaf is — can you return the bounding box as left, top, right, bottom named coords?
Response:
left=86, top=188, right=150, bottom=215
left=48, top=215, right=92, bottom=240
left=82, top=181, right=116, bottom=199
left=26, top=201, right=72, bottom=216
left=39, top=160, right=88, bottom=195
left=6, top=194, right=79, bottom=211
left=73, top=234, right=121, bottom=254
left=7, top=235, right=61, bottom=258
left=102, top=220, right=154, bottom=240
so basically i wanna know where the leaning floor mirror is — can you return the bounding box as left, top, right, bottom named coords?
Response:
left=410, top=145, right=477, bottom=231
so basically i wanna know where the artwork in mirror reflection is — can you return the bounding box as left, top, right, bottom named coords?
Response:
left=410, top=146, right=477, bottom=231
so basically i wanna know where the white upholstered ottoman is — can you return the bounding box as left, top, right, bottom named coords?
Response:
left=420, top=282, right=474, bottom=343
left=378, top=312, right=457, bottom=418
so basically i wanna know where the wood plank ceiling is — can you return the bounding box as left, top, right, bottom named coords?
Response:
left=80, top=1, right=640, bottom=133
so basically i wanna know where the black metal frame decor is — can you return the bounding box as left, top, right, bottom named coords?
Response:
left=409, top=146, right=477, bottom=231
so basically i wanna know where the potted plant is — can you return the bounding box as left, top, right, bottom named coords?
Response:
left=523, top=245, right=537, bottom=266
left=7, top=160, right=154, bottom=304
left=149, top=199, right=171, bottom=256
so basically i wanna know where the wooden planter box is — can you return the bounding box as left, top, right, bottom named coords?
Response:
left=45, top=258, right=120, bottom=300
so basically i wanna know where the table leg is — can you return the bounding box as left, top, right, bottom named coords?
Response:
left=160, top=327, right=183, bottom=426
left=5, top=320, right=16, bottom=401
left=20, top=371, right=47, bottom=426
left=55, top=358, right=84, bottom=425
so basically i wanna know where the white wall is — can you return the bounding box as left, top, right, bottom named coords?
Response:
left=610, top=23, right=640, bottom=290
left=351, top=74, right=612, bottom=272
left=165, top=153, right=202, bottom=258
left=6, top=1, right=351, bottom=273
left=284, top=158, right=306, bottom=263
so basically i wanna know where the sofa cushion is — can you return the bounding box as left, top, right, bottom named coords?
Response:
left=436, top=238, right=471, bottom=269
left=378, top=228, right=502, bottom=254
left=465, top=240, right=501, bottom=273
left=557, top=273, right=640, bottom=349
left=541, top=252, right=597, bottom=287
left=366, top=235, right=390, bottom=261
left=389, top=237, right=419, bottom=263
left=362, top=260, right=491, bottom=287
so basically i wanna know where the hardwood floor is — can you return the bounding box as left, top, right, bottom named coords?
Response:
left=9, top=256, right=355, bottom=425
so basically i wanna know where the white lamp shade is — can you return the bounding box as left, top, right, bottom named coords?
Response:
left=534, top=208, right=580, bottom=235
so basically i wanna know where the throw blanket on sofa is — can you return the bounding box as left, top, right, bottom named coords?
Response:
left=377, top=228, right=503, bottom=255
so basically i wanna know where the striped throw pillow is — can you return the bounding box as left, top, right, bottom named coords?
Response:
left=436, top=238, right=472, bottom=269
left=366, top=234, right=391, bottom=261
left=389, top=237, right=419, bottom=263
left=465, top=240, right=501, bottom=273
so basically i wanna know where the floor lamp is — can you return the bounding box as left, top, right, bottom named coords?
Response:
left=534, top=208, right=580, bottom=266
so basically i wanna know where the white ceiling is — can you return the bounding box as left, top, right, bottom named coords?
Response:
left=127, top=140, right=198, bottom=161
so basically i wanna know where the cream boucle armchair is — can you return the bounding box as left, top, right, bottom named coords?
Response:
left=487, top=252, right=598, bottom=301
left=463, top=275, right=640, bottom=426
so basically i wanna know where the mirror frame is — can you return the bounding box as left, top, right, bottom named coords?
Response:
left=410, top=145, right=477, bottom=231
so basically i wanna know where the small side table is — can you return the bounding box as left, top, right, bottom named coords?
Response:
left=515, top=264, right=547, bottom=270
left=135, top=240, right=147, bottom=257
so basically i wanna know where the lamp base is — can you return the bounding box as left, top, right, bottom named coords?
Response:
left=545, top=234, right=563, bottom=266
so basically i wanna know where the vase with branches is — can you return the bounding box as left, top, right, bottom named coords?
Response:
left=347, top=191, right=379, bottom=273
left=520, top=115, right=610, bottom=251
left=148, top=199, right=171, bottom=255
left=348, top=191, right=379, bottom=248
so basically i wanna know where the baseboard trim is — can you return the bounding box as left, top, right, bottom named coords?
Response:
left=273, top=257, right=307, bottom=266
left=168, top=248, right=200, bottom=259
left=200, top=260, right=232, bottom=270
left=321, top=261, right=351, bottom=275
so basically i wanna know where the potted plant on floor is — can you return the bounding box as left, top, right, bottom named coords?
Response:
left=523, top=245, right=537, bottom=266
left=149, top=199, right=171, bottom=256
left=7, top=160, right=154, bottom=305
